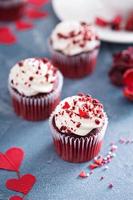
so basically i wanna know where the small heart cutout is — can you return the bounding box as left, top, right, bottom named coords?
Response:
left=26, top=8, right=48, bottom=19
left=10, top=196, right=23, bottom=200
left=16, top=20, right=33, bottom=31
left=0, top=27, right=16, bottom=44
left=0, top=147, right=24, bottom=172
left=6, top=174, right=36, bottom=195
left=29, top=0, right=48, bottom=6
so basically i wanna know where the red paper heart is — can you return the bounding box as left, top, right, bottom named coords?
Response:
left=0, top=147, right=24, bottom=172
left=0, top=27, right=16, bottom=44
left=16, top=20, right=33, bottom=31
left=29, top=0, right=48, bottom=6
left=26, top=8, right=48, bottom=19
left=6, top=174, right=36, bottom=195
left=10, top=196, right=23, bottom=200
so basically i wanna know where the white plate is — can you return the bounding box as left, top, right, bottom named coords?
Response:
left=52, top=0, right=133, bottom=43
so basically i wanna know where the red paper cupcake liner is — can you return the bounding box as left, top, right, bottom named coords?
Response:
left=0, top=1, right=27, bottom=21
left=9, top=71, right=63, bottom=121
left=49, top=114, right=108, bottom=163
left=49, top=42, right=100, bottom=79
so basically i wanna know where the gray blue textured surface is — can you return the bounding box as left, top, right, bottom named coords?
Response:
left=0, top=3, right=133, bottom=200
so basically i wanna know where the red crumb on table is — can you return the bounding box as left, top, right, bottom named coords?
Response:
left=89, top=163, right=99, bottom=170
left=79, top=171, right=88, bottom=178
left=100, top=176, right=104, bottom=181
left=108, top=183, right=113, bottom=189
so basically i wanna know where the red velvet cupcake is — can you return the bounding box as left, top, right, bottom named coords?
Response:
left=8, top=58, right=63, bottom=121
left=49, top=21, right=100, bottom=79
left=0, top=0, right=27, bottom=21
left=49, top=94, right=108, bottom=163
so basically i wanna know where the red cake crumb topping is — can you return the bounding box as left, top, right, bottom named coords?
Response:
left=54, top=94, right=105, bottom=135
left=9, top=57, right=58, bottom=96
left=63, top=102, right=70, bottom=109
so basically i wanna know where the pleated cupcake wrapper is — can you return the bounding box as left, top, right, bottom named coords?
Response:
left=0, top=0, right=27, bottom=21
left=48, top=41, right=100, bottom=78
left=9, top=71, right=63, bottom=121
left=49, top=114, right=108, bottom=163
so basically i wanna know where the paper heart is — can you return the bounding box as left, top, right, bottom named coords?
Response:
left=26, top=8, right=48, bottom=19
left=29, top=0, right=48, bottom=6
left=0, top=147, right=24, bottom=172
left=16, top=20, right=33, bottom=31
left=6, top=174, right=36, bottom=195
left=0, top=27, right=16, bottom=44
left=10, top=196, right=23, bottom=200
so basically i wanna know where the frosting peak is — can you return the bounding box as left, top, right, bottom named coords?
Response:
left=53, top=94, right=106, bottom=136
left=51, top=21, right=100, bottom=56
left=9, top=58, right=58, bottom=96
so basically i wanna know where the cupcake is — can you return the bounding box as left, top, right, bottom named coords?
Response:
left=49, top=93, right=108, bottom=163
left=8, top=58, right=63, bottom=121
left=0, top=0, right=27, bottom=21
left=49, top=21, right=100, bottom=78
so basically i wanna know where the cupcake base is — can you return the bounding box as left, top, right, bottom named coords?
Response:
left=53, top=138, right=103, bottom=163
left=9, top=72, right=63, bottom=121
left=49, top=114, right=108, bottom=163
left=49, top=43, right=100, bottom=79
left=0, top=2, right=27, bottom=21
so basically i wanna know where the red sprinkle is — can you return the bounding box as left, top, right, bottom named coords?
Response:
left=63, top=102, right=70, bottom=109
left=89, top=163, right=99, bottom=170
left=100, top=176, right=104, bottom=181
left=94, top=157, right=103, bottom=166
left=29, top=77, right=34, bottom=81
left=108, top=183, right=113, bottom=189
left=95, top=119, right=100, bottom=125
left=79, top=109, right=88, bottom=118
left=79, top=171, right=88, bottom=178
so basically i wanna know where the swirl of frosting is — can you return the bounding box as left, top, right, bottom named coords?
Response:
left=50, top=21, right=100, bottom=56
left=9, top=58, right=58, bottom=96
left=53, top=94, right=107, bottom=136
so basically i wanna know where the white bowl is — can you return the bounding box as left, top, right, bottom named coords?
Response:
left=52, top=0, right=133, bottom=43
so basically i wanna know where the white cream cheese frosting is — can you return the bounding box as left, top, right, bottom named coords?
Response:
left=53, top=94, right=107, bottom=136
left=50, top=21, right=100, bottom=56
left=9, top=58, right=58, bottom=97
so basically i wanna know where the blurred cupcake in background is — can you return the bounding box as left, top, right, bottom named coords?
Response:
left=0, top=0, right=27, bottom=21
left=49, top=21, right=100, bottom=78
left=8, top=58, right=63, bottom=121
left=49, top=93, right=108, bottom=163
